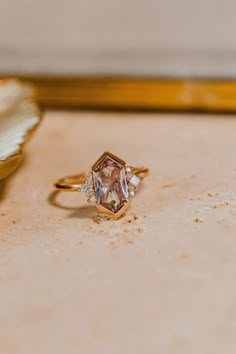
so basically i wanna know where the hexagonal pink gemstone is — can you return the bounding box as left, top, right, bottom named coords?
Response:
left=93, top=156, right=128, bottom=214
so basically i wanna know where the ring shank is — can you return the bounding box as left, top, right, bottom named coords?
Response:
left=54, top=166, right=149, bottom=192
left=54, top=173, right=87, bottom=191
left=132, top=167, right=149, bottom=180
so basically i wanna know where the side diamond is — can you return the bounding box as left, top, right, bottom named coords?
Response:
left=129, top=175, right=140, bottom=187
left=81, top=184, right=90, bottom=193
left=81, top=172, right=97, bottom=204
left=87, top=191, right=97, bottom=204
left=125, top=167, right=141, bottom=198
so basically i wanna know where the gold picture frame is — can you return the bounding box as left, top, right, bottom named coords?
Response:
left=1, top=75, right=236, bottom=112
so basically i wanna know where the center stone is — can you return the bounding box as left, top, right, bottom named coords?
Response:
left=93, top=155, right=128, bottom=214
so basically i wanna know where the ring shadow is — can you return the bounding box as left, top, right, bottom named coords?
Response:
left=48, top=191, right=97, bottom=219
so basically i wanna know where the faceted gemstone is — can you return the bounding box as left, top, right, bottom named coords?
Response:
left=129, top=175, right=140, bottom=187
left=93, top=155, right=128, bottom=214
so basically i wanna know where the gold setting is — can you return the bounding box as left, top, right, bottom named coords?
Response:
left=54, top=151, right=149, bottom=219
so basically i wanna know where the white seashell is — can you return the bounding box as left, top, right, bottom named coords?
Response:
left=0, top=79, right=42, bottom=181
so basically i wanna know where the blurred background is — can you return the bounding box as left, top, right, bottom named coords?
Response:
left=1, top=0, right=236, bottom=110
left=1, top=0, right=236, bottom=77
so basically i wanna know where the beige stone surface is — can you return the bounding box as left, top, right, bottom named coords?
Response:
left=1, top=111, right=236, bottom=354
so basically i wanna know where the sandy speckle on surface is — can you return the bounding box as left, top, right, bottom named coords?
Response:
left=194, top=217, right=203, bottom=223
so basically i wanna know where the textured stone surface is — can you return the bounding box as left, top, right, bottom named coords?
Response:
left=1, top=111, right=236, bottom=354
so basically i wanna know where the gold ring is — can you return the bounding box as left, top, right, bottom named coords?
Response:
left=54, top=151, right=149, bottom=219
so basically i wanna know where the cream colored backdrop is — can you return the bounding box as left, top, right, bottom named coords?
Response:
left=0, top=0, right=236, bottom=77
